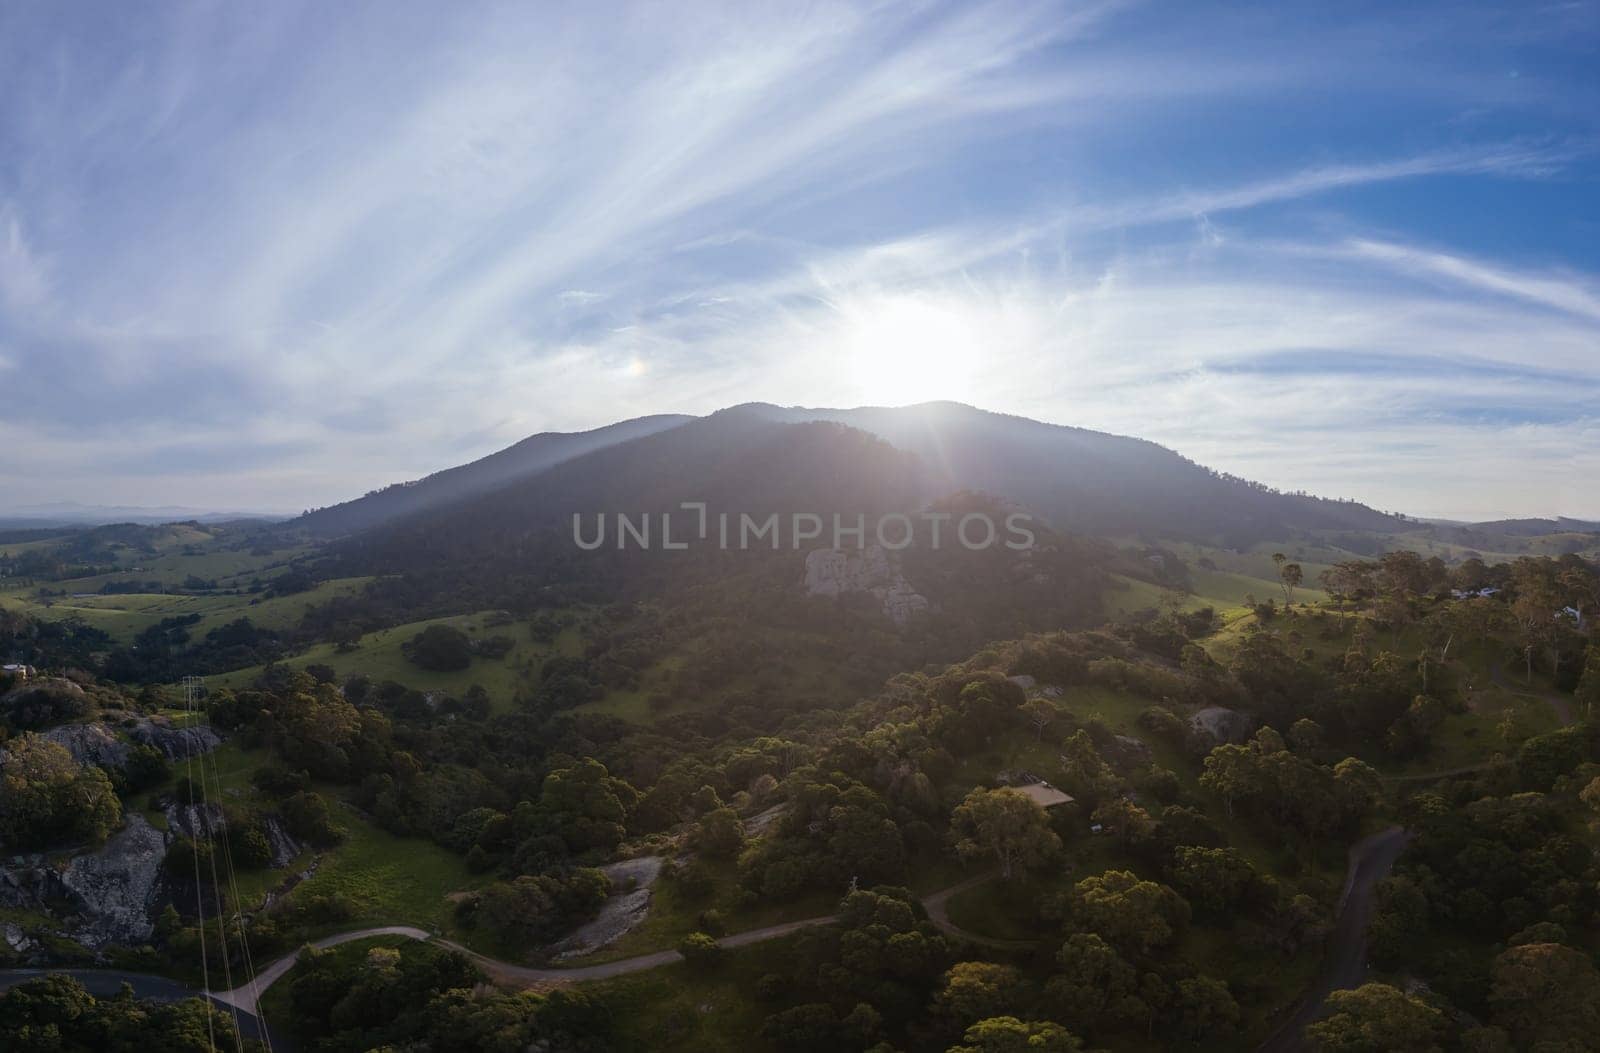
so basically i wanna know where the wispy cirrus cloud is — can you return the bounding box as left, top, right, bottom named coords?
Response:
left=0, top=0, right=1596, bottom=518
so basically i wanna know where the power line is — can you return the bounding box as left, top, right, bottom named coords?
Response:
left=180, top=675, right=218, bottom=1053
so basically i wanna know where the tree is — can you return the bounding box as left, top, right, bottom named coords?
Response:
left=764, top=1002, right=881, bottom=1052
left=1288, top=717, right=1324, bottom=754
left=0, top=734, right=121, bottom=848
left=1575, top=644, right=1600, bottom=721
left=1090, top=797, right=1153, bottom=849
left=677, top=931, right=722, bottom=971
left=1168, top=846, right=1264, bottom=916
left=690, top=806, right=745, bottom=859
left=934, top=962, right=1022, bottom=1029
left=1488, top=942, right=1600, bottom=1049
left=1046, top=932, right=1136, bottom=1032
left=405, top=624, right=474, bottom=671
left=528, top=758, right=638, bottom=856
left=1580, top=775, right=1600, bottom=818
left=1305, top=982, right=1446, bottom=1052
left=1274, top=553, right=1304, bottom=605
left=948, top=1016, right=1085, bottom=1053
left=1070, top=869, right=1190, bottom=956
left=1021, top=698, right=1059, bottom=741
left=1175, top=976, right=1239, bottom=1042
left=1199, top=744, right=1257, bottom=817
left=949, top=787, right=1061, bottom=881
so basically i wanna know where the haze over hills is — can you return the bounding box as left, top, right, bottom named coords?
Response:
left=0, top=503, right=284, bottom=529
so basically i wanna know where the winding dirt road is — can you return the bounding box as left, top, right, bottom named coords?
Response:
left=136, top=874, right=1016, bottom=1017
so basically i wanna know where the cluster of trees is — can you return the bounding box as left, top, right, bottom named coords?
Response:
left=0, top=733, right=121, bottom=849
left=1361, top=745, right=1600, bottom=1049
left=1199, top=727, right=1380, bottom=859
left=283, top=939, right=611, bottom=1052
left=0, top=975, right=254, bottom=1052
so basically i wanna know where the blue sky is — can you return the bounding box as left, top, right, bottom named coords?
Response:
left=1, top=1, right=1597, bottom=520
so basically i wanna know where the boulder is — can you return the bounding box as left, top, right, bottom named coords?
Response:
left=130, top=720, right=221, bottom=761
left=1189, top=707, right=1256, bottom=745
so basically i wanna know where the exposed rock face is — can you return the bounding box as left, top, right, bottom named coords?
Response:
left=164, top=804, right=302, bottom=868
left=130, top=720, right=222, bottom=761
left=260, top=816, right=302, bottom=868
left=2, top=922, right=37, bottom=953
left=802, top=545, right=930, bottom=626
left=41, top=723, right=130, bottom=770
left=165, top=802, right=227, bottom=841
left=1189, top=706, right=1256, bottom=745
left=57, top=814, right=167, bottom=948
left=548, top=855, right=664, bottom=961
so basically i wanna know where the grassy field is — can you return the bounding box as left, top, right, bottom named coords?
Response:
left=1, top=576, right=373, bottom=646
left=203, top=610, right=566, bottom=711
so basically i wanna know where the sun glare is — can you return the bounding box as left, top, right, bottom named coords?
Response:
left=843, top=295, right=979, bottom=406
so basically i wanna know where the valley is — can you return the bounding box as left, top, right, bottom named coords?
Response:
left=3, top=405, right=1598, bottom=1053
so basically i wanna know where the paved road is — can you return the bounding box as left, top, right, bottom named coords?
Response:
left=1255, top=826, right=1412, bottom=1053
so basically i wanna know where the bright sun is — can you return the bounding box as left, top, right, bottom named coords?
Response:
left=843, top=295, right=979, bottom=406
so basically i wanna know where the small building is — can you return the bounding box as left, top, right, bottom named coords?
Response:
left=2, top=663, right=33, bottom=681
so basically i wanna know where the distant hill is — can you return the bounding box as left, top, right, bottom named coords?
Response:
left=289, top=414, right=694, bottom=537
left=0, top=503, right=283, bottom=528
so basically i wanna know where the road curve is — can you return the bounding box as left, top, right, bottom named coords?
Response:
left=922, top=872, right=1034, bottom=950
left=19, top=874, right=1012, bottom=1026
left=214, top=925, right=430, bottom=1013
left=1256, top=826, right=1412, bottom=1053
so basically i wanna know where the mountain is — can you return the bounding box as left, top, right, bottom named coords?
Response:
left=289, top=414, right=694, bottom=537
left=731, top=401, right=1406, bottom=543
left=329, top=401, right=1407, bottom=559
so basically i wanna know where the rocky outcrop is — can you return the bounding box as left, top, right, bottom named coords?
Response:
left=41, top=723, right=130, bottom=770
left=57, top=814, right=167, bottom=948
left=1189, top=706, right=1256, bottom=745
left=130, top=720, right=221, bottom=761
left=802, top=545, right=930, bottom=626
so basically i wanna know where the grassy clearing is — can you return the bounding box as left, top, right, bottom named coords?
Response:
left=588, top=938, right=797, bottom=1053
left=288, top=804, right=477, bottom=935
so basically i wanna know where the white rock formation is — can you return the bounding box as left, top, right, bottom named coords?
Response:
left=802, top=545, right=930, bottom=626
